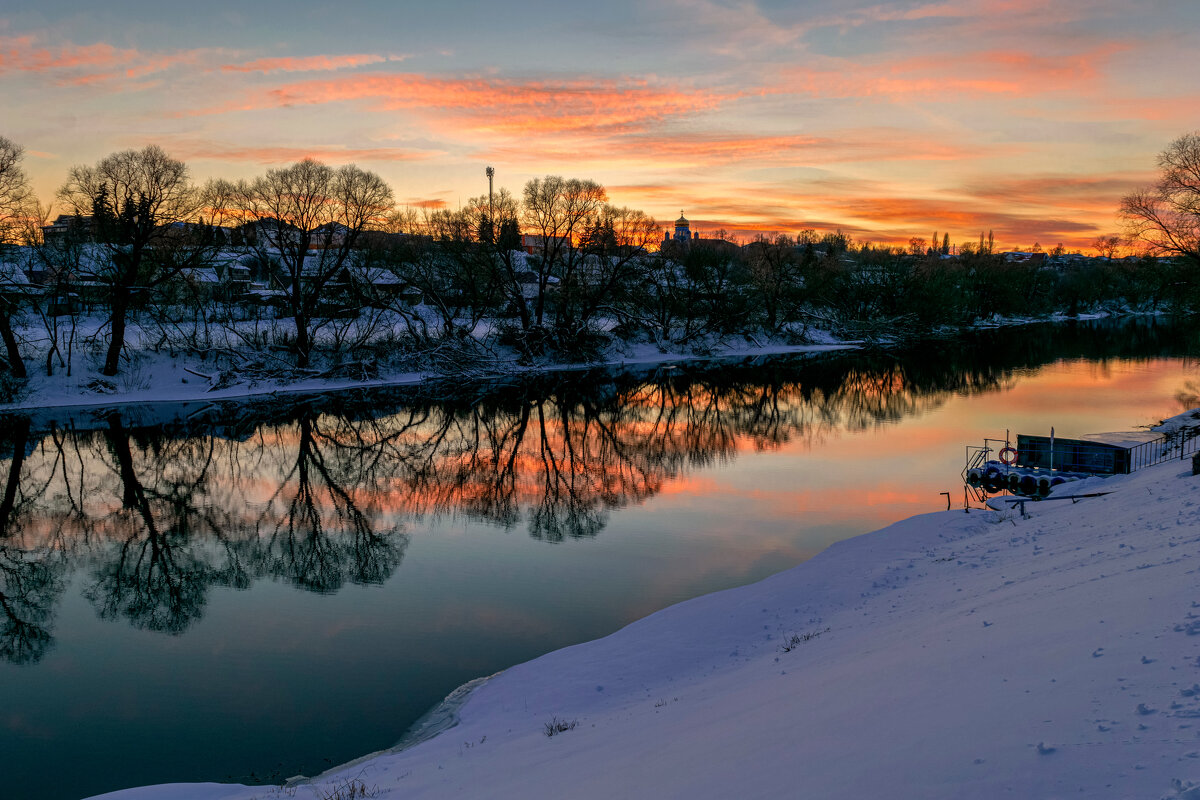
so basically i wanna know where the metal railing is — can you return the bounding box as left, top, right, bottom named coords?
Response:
left=1126, top=430, right=1200, bottom=472
left=963, top=437, right=1009, bottom=479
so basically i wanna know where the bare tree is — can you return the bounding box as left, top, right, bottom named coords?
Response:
left=57, top=145, right=215, bottom=376
left=27, top=203, right=86, bottom=377
left=1121, top=132, right=1200, bottom=265
left=213, top=159, right=394, bottom=368
left=561, top=205, right=659, bottom=339
left=744, top=234, right=803, bottom=332
left=1093, top=234, right=1123, bottom=261
left=0, top=136, right=36, bottom=378
left=465, top=188, right=526, bottom=330
left=416, top=201, right=505, bottom=336
left=0, top=136, right=33, bottom=245
left=521, top=176, right=607, bottom=335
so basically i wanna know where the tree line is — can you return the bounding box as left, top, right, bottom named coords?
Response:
left=0, top=133, right=1197, bottom=388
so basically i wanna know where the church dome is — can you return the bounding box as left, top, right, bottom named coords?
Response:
left=676, top=211, right=689, bottom=226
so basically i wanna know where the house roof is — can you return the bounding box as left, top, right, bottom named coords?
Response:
left=178, top=267, right=221, bottom=284
left=0, top=262, right=33, bottom=286
left=348, top=265, right=403, bottom=285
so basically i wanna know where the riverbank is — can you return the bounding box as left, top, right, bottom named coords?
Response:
left=93, top=429, right=1200, bottom=799
left=0, top=329, right=855, bottom=412
left=1, top=309, right=1162, bottom=413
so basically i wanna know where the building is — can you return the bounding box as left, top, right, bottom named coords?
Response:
left=41, top=214, right=92, bottom=241
left=664, top=211, right=700, bottom=246
left=520, top=234, right=571, bottom=255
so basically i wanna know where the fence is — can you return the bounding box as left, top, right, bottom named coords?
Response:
left=1126, top=431, right=1200, bottom=471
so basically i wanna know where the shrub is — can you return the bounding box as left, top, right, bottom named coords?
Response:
left=544, top=716, right=578, bottom=737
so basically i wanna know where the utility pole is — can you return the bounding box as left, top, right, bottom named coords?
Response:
left=485, top=166, right=494, bottom=216
left=485, top=165, right=495, bottom=243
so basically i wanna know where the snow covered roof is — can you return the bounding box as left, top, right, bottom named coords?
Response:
left=0, top=262, right=33, bottom=286
left=178, top=267, right=221, bottom=284
left=348, top=265, right=403, bottom=285
left=1077, top=430, right=1164, bottom=448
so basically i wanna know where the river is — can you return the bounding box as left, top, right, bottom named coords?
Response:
left=1, top=318, right=1197, bottom=800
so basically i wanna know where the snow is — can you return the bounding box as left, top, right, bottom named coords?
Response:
left=88, top=424, right=1200, bottom=800
left=0, top=310, right=856, bottom=412
left=1079, top=431, right=1165, bottom=448
left=1155, top=409, right=1200, bottom=439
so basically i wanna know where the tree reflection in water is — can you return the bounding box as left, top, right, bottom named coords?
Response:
left=0, top=416, right=66, bottom=664
left=0, top=318, right=1196, bottom=662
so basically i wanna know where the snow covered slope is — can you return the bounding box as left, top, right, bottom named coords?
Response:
left=93, top=457, right=1200, bottom=800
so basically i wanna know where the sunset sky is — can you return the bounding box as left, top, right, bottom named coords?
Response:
left=3, top=0, right=1198, bottom=250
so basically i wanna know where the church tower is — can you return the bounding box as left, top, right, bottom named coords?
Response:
left=673, top=211, right=691, bottom=243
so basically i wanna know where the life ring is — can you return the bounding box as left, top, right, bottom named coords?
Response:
left=999, top=446, right=1018, bottom=465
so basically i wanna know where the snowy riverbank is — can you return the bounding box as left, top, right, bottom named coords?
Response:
left=1, top=309, right=1165, bottom=414
left=92, top=432, right=1200, bottom=799
left=0, top=335, right=856, bottom=413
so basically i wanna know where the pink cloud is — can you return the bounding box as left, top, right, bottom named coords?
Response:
left=164, top=141, right=441, bottom=164
left=0, top=33, right=209, bottom=85
left=402, top=198, right=449, bottom=210
left=781, top=44, right=1126, bottom=100
left=221, top=54, right=403, bottom=74
left=483, top=128, right=1016, bottom=170
left=199, top=72, right=734, bottom=135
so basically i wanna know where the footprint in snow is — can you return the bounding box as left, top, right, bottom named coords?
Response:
left=1036, top=742, right=1056, bottom=755
left=1138, top=703, right=1158, bottom=715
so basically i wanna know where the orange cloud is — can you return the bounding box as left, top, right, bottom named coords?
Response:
left=165, top=141, right=441, bottom=164
left=1098, top=93, right=1200, bottom=125
left=200, top=72, right=734, bottom=135
left=820, top=196, right=1101, bottom=246
left=221, top=54, right=402, bottom=73
left=781, top=44, right=1125, bottom=101
left=485, top=127, right=1012, bottom=171
left=0, top=33, right=209, bottom=85
left=962, top=173, right=1149, bottom=216
left=402, top=198, right=449, bottom=210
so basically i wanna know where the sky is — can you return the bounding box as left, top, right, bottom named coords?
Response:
left=2, top=0, right=1198, bottom=251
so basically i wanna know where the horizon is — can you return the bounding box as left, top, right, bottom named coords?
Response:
left=3, top=1, right=1198, bottom=251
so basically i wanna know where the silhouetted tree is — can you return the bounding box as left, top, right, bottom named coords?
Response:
left=1121, top=132, right=1200, bottom=268
left=521, top=175, right=607, bottom=338
left=211, top=160, right=394, bottom=368
left=0, top=136, right=35, bottom=379
left=57, top=146, right=218, bottom=376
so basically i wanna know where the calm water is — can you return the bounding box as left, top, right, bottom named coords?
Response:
left=2, top=319, right=1199, bottom=800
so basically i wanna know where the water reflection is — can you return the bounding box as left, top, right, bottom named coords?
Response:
left=0, top=407, right=412, bottom=659
left=0, top=317, right=1195, bottom=665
